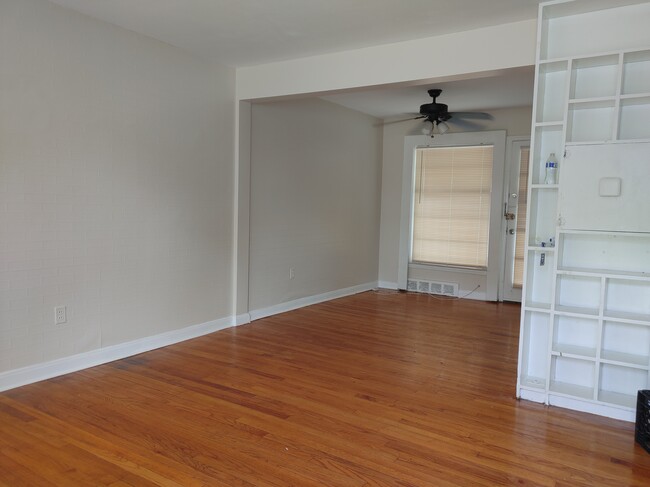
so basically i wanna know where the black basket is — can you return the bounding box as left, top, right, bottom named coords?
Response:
left=636, top=390, right=650, bottom=454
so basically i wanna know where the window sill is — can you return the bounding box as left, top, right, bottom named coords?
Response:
left=409, top=262, right=488, bottom=276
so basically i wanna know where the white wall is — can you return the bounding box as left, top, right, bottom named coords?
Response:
left=378, top=106, right=533, bottom=292
left=233, top=18, right=537, bottom=309
left=236, top=20, right=537, bottom=100
left=0, top=0, right=235, bottom=373
left=249, top=99, right=382, bottom=312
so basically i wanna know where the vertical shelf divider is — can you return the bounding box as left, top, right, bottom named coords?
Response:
left=612, top=53, right=624, bottom=141
left=593, top=276, right=607, bottom=401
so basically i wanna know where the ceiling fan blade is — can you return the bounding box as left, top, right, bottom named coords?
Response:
left=446, top=118, right=483, bottom=131
left=448, top=111, right=494, bottom=120
left=378, top=115, right=425, bottom=126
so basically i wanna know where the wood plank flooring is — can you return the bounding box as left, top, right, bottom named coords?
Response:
left=2, top=290, right=650, bottom=486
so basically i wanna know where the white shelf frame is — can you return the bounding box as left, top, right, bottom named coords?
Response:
left=517, top=0, right=650, bottom=421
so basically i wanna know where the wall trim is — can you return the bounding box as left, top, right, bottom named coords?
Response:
left=0, top=316, right=235, bottom=393
left=377, top=281, right=398, bottom=290
left=0, top=284, right=377, bottom=393
left=249, top=282, right=377, bottom=321
left=235, top=313, right=252, bottom=325
left=548, top=394, right=635, bottom=423
left=519, top=390, right=635, bottom=423
left=518, top=387, right=547, bottom=405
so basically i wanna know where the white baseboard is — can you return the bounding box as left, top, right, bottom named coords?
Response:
left=458, top=289, right=487, bottom=301
left=548, top=394, right=635, bottom=422
left=519, top=389, right=635, bottom=422
left=518, top=387, right=547, bottom=404
left=234, top=313, right=251, bottom=325
left=377, top=281, right=399, bottom=290
left=249, top=281, right=377, bottom=321
left=0, top=316, right=235, bottom=393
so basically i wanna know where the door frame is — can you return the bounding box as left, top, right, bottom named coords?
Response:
left=499, top=135, right=531, bottom=302
left=397, top=131, right=506, bottom=301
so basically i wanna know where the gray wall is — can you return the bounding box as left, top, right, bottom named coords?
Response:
left=0, top=0, right=235, bottom=372
left=249, top=99, right=382, bottom=311
left=378, top=106, right=533, bottom=289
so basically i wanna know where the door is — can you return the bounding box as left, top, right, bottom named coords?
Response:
left=501, top=137, right=530, bottom=302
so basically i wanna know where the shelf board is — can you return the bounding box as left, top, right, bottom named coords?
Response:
left=524, top=302, right=552, bottom=312
left=555, top=305, right=600, bottom=318
left=549, top=380, right=594, bottom=401
left=603, top=309, right=650, bottom=324
left=520, top=375, right=547, bottom=389
left=569, top=96, right=617, bottom=105
left=620, top=92, right=650, bottom=100
left=566, top=138, right=650, bottom=146
left=552, top=344, right=597, bottom=359
left=565, top=139, right=615, bottom=146
left=539, top=57, right=571, bottom=65
left=556, top=267, right=650, bottom=281
left=527, top=245, right=556, bottom=252
left=530, top=184, right=559, bottom=189
left=615, top=137, right=650, bottom=144
left=542, top=46, right=627, bottom=64
left=535, top=121, right=565, bottom=127
left=601, top=349, right=650, bottom=368
left=598, top=390, right=637, bottom=409
left=558, top=229, right=650, bottom=237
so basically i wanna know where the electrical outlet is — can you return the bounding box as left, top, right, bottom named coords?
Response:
left=289, top=267, right=295, bottom=280
left=55, top=306, right=67, bottom=325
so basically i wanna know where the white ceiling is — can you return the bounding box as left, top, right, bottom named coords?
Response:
left=321, top=67, right=535, bottom=119
left=47, top=0, right=544, bottom=66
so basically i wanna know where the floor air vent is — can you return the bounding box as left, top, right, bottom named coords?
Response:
left=407, top=279, right=458, bottom=297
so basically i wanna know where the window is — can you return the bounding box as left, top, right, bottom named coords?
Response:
left=411, top=145, right=494, bottom=269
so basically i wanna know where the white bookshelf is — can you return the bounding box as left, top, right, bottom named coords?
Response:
left=518, top=0, right=650, bottom=422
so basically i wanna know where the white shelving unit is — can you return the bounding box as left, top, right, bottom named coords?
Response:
left=517, top=0, right=650, bottom=422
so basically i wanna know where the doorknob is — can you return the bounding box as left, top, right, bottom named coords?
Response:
left=508, top=229, right=515, bottom=235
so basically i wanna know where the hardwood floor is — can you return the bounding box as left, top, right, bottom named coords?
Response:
left=1, top=290, right=649, bottom=486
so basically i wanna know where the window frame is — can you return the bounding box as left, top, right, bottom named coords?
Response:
left=397, top=131, right=506, bottom=300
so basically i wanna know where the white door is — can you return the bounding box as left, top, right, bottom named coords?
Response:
left=501, top=137, right=530, bottom=302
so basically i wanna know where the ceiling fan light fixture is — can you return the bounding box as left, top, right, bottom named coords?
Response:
left=421, top=120, right=433, bottom=135
left=437, top=121, right=450, bottom=134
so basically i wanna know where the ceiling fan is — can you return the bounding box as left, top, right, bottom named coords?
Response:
left=387, top=89, right=494, bottom=136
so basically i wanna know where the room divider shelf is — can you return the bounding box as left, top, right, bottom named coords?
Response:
left=518, top=1, right=650, bottom=422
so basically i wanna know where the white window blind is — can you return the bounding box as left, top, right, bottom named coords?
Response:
left=412, top=145, right=494, bottom=268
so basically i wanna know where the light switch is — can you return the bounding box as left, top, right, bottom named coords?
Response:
left=599, top=177, right=621, bottom=197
